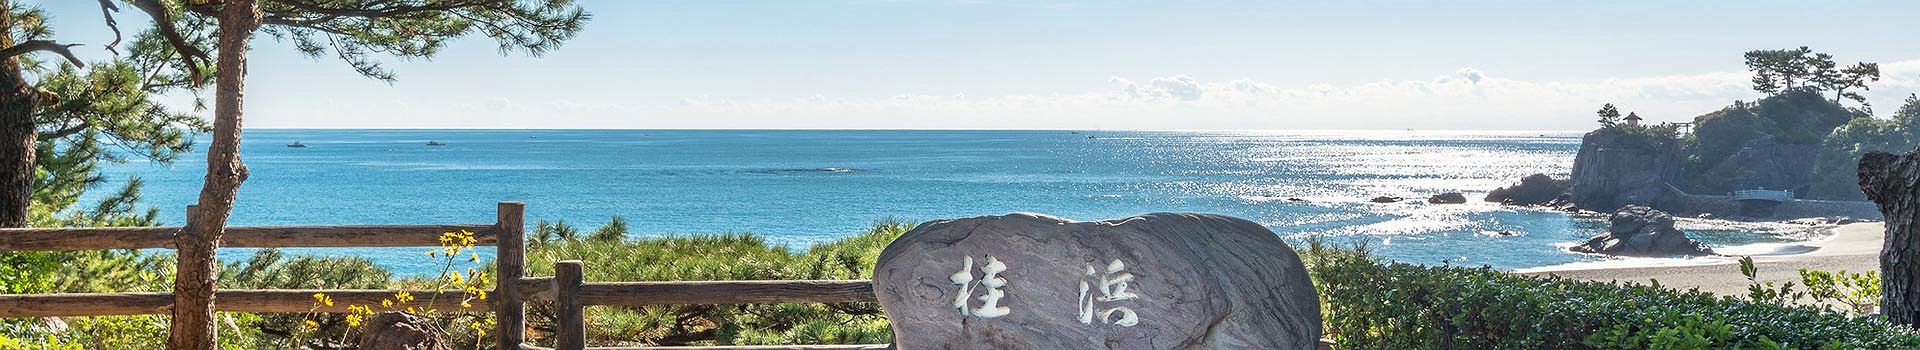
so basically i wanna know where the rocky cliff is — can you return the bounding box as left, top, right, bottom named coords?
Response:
left=1568, top=127, right=1685, bottom=212
left=1681, top=91, right=1861, bottom=197
left=1693, top=135, right=1818, bottom=195
left=1560, top=91, right=1872, bottom=217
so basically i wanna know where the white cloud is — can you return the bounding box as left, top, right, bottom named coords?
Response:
left=260, top=59, right=1920, bottom=130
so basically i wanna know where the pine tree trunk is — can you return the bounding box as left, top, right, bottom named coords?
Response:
left=1861, top=145, right=1920, bottom=326
left=0, top=3, right=39, bottom=228
left=167, top=1, right=260, bottom=348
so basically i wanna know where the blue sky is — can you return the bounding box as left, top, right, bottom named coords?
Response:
left=28, top=0, right=1920, bottom=130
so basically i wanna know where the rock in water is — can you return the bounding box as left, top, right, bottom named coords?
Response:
left=1427, top=192, right=1468, bottom=204
left=1369, top=196, right=1402, bottom=203
left=1485, top=173, right=1572, bottom=205
left=1860, top=146, right=1920, bottom=325
left=1571, top=205, right=1714, bottom=257
left=357, top=312, right=450, bottom=350
left=873, top=213, right=1321, bottom=350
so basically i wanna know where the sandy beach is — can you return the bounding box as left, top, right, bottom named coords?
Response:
left=1523, top=222, right=1885, bottom=297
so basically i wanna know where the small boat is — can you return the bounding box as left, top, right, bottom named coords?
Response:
left=287, top=141, right=307, bottom=148
left=426, top=141, right=446, bottom=146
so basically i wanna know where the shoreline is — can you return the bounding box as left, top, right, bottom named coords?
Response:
left=1520, top=222, right=1884, bottom=297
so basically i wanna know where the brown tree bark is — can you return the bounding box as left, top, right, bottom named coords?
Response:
left=1861, top=145, right=1920, bottom=326
left=0, top=2, right=39, bottom=228
left=167, top=0, right=260, bottom=348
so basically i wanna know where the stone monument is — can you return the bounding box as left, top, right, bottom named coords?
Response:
left=872, top=213, right=1321, bottom=349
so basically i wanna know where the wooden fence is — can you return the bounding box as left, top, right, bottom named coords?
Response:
left=0, top=202, right=889, bottom=350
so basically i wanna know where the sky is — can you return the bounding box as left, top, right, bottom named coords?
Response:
left=26, top=0, right=1920, bottom=130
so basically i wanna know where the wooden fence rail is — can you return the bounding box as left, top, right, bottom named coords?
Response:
left=0, top=289, right=490, bottom=317
left=0, top=224, right=500, bottom=251
left=0, top=202, right=892, bottom=350
left=545, top=260, right=888, bottom=350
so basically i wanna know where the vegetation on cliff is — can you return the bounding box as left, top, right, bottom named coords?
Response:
left=1572, top=47, right=1907, bottom=202
left=1809, top=95, right=1920, bottom=200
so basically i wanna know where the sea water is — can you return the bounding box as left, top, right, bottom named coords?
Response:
left=88, top=129, right=1827, bottom=275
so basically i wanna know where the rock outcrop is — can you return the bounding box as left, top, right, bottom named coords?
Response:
left=357, top=312, right=450, bottom=350
left=1427, top=193, right=1467, bottom=204
left=1571, top=205, right=1714, bottom=257
left=872, top=213, right=1322, bottom=349
left=1485, top=173, right=1572, bottom=206
left=1568, top=128, right=1685, bottom=212
left=1370, top=196, right=1402, bottom=203
left=1695, top=135, right=1818, bottom=195
left=1860, top=145, right=1920, bottom=325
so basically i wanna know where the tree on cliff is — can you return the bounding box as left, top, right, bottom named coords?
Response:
left=1745, top=47, right=1878, bottom=108
left=105, top=1, right=589, bottom=348
left=1814, top=62, right=1879, bottom=107
left=0, top=1, right=211, bottom=228
left=1596, top=103, right=1622, bottom=127
left=1746, top=47, right=1816, bottom=94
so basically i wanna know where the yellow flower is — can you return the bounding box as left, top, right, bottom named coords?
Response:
left=345, top=314, right=364, bottom=327
left=469, top=252, right=480, bottom=262
left=461, top=300, right=472, bottom=308
left=394, top=291, right=415, bottom=303
left=304, top=320, right=318, bottom=327
left=312, top=293, right=333, bottom=307
left=381, top=298, right=394, bottom=308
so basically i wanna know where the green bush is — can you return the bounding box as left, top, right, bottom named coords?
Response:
left=1312, top=250, right=1920, bottom=349
left=520, top=220, right=910, bottom=347
left=1807, top=95, right=1920, bottom=200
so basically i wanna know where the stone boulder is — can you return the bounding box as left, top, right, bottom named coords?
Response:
left=873, top=213, right=1321, bottom=350
left=1485, top=173, right=1572, bottom=205
left=1427, top=193, right=1467, bottom=204
left=357, top=312, right=450, bottom=350
left=1571, top=205, right=1714, bottom=257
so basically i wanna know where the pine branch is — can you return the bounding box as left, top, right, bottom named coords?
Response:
left=39, top=121, right=93, bottom=139
left=0, top=40, right=84, bottom=67
left=127, top=0, right=212, bottom=86
left=97, top=0, right=123, bottom=55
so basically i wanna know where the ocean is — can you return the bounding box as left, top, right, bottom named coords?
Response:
left=89, top=129, right=1826, bottom=275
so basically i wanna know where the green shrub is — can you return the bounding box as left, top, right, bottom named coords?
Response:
left=220, top=249, right=395, bottom=349
left=1312, top=251, right=1920, bottom=349
left=520, top=220, right=910, bottom=347
left=1807, top=95, right=1920, bottom=200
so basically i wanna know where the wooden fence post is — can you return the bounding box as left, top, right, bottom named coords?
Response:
left=555, top=260, right=585, bottom=350
left=495, top=202, right=526, bottom=350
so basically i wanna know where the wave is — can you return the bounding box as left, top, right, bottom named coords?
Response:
left=745, top=167, right=861, bottom=175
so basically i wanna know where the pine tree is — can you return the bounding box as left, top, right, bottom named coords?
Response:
left=1596, top=103, right=1622, bottom=127
left=94, top=2, right=592, bottom=348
